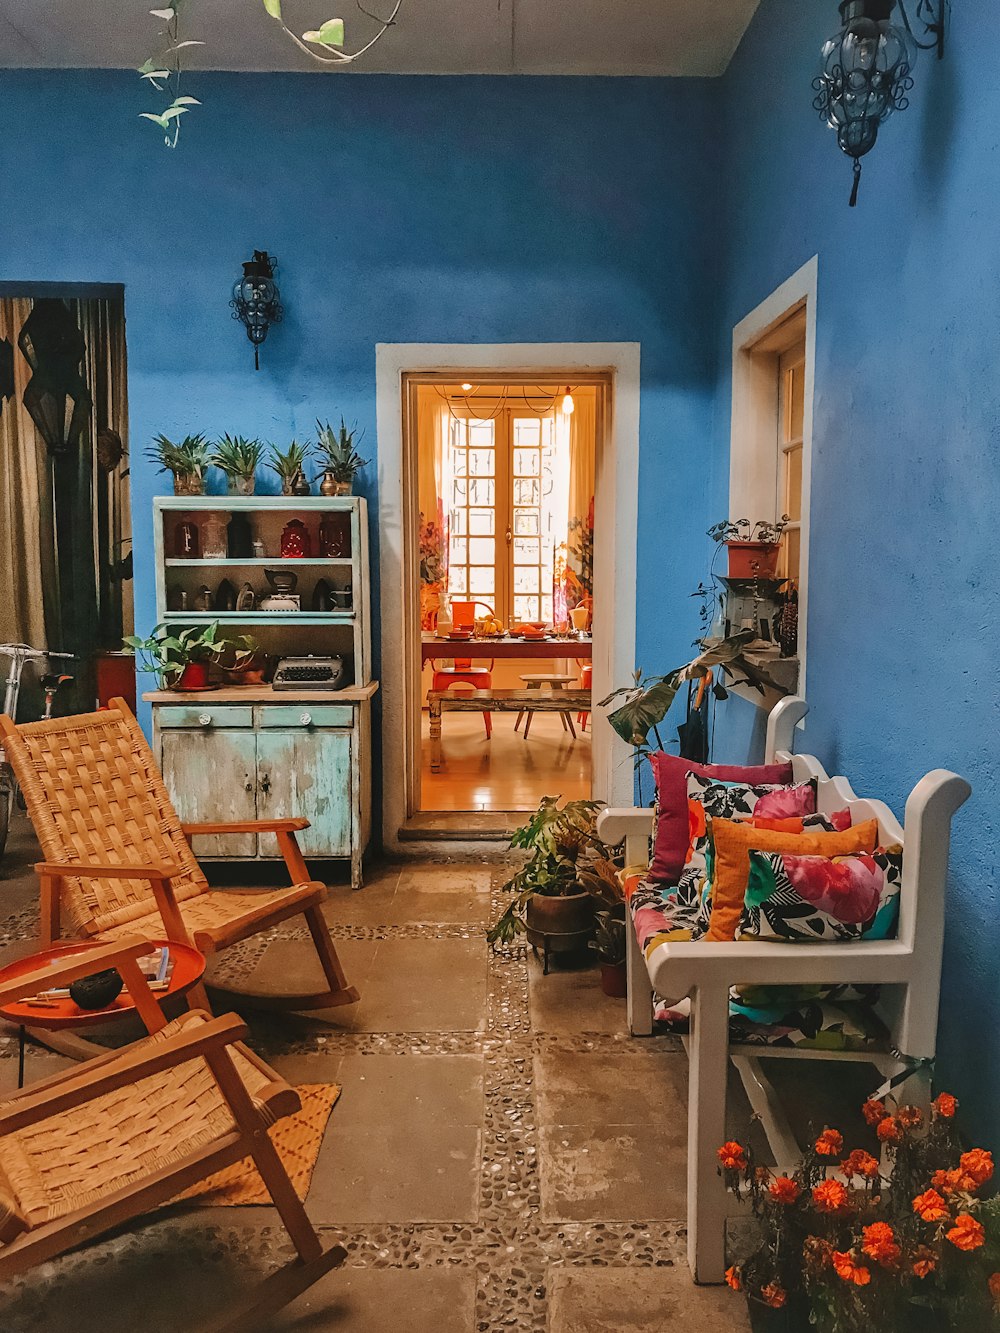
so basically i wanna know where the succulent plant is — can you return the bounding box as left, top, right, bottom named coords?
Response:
left=315, top=418, right=369, bottom=484
left=211, top=434, right=265, bottom=480
left=145, top=433, right=210, bottom=479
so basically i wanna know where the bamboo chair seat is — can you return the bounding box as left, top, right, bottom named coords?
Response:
left=0, top=1011, right=287, bottom=1232
left=0, top=702, right=359, bottom=1012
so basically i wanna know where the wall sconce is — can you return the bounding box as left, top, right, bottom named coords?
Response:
left=230, top=250, right=283, bottom=369
left=814, top=0, right=946, bottom=207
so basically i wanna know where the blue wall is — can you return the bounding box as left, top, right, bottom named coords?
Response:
left=713, top=0, right=1000, bottom=1136
left=0, top=69, right=721, bottom=736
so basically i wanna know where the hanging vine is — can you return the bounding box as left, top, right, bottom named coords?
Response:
left=137, top=3, right=202, bottom=148
left=260, top=0, right=403, bottom=66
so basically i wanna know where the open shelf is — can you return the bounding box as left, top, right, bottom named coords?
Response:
left=161, top=612, right=356, bottom=625
left=164, top=557, right=353, bottom=568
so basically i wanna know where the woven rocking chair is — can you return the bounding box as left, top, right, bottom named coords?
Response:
left=0, top=936, right=347, bottom=1331
left=0, top=700, right=358, bottom=1013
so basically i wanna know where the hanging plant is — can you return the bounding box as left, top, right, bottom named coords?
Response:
left=260, top=0, right=404, bottom=66
left=137, top=2, right=203, bottom=148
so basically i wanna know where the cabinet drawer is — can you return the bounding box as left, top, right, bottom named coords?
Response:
left=157, top=706, right=254, bottom=730
left=258, top=705, right=353, bottom=729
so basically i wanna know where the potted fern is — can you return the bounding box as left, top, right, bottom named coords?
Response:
left=315, top=418, right=369, bottom=496
left=145, top=433, right=210, bottom=496
left=268, top=440, right=313, bottom=496
left=211, top=435, right=265, bottom=495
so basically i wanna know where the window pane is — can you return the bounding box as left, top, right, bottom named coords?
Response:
left=782, top=527, right=801, bottom=586
left=468, top=448, right=494, bottom=477
left=788, top=364, right=805, bottom=441
left=540, top=594, right=553, bottom=622
left=514, top=448, right=540, bottom=476
left=514, top=510, right=538, bottom=536
left=514, top=419, right=540, bottom=446
left=469, top=566, right=495, bottom=595
left=515, top=566, right=540, bottom=594
left=451, top=508, right=468, bottom=535
left=449, top=537, right=467, bottom=565
left=469, top=508, right=494, bottom=535
left=514, top=595, right=538, bottom=623
left=469, top=421, right=494, bottom=446
left=469, top=478, right=495, bottom=507
left=513, top=537, right=539, bottom=564
left=469, top=537, right=495, bottom=564
left=514, top=478, right=540, bottom=506
left=451, top=450, right=469, bottom=479
left=452, top=479, right=467, bottom=505
left=449, top=569, right=468, bottom=596
left=784, top=444, right=803, bottom=521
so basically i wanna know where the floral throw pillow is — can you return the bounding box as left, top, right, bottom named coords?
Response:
left=676, top=774, right=819, bottom=932
left=739, top=845, right=904, bottom=943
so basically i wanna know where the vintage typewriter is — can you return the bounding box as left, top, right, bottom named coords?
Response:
left=272, top=655, right=348, bottom=690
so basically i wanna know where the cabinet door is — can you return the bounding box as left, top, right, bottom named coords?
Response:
left=256, top=728, right=353, bottom=859
left=160, top=727, right=258, bottom=858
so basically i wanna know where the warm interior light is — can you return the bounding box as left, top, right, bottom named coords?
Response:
left=461, top=382, right=473, bottom=392
left=561, top=386, right=575, bottom=415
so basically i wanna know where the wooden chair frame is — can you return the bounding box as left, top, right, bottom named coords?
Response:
left=597, top=696, right=971, bottom=1284
left=0, top=937, right=346, bottom=1330
left=0, top=701, right=359, bottom=1015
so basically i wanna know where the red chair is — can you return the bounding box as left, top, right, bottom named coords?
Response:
left=429, top=601, right=495, bottom=739
left=578, top=662, right=593, bottom=731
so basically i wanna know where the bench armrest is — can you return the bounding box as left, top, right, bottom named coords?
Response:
left=36, top=860, right=182, bottom=880
left=181, top=818, right=310, bottom=835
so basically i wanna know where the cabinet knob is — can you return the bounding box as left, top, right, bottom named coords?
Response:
left=244, top=776, right=253, bottom=793
left=260, top=773, right=271, bottom=796
left=198, top=713, right=212, bottom=727
left=299, top=712, right=313, bottom=727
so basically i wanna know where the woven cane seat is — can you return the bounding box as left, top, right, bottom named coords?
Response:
left=0, top=1012, right=293, bottom=1233
left=96, top=883, right=325, bottom=947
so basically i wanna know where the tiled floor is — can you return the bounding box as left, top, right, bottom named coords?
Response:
left=0, top=819, right=753, bottom=1332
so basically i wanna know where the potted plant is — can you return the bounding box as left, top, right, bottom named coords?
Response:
left=268, top=440, right=313, bottom=496
left=124, top=621, right=257, bottom=690
left=145, top=433, right=210, bottom=496
left=487, top=797, right=621, bottom=970
left=314, top=418, right=369, bottom=496
left=589, top=906, right=628, bottom=997
left=210, top=434, right=265, bottom=496
left=708, top=516, right=789, bottom=580
left=720, top=1090, right=1000, bottom=1331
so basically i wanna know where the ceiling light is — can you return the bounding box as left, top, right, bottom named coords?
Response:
left=461, top=383, right=472, bottom=392
left=561, top=387, right=575, bottom=415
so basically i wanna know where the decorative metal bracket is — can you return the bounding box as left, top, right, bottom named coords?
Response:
left=899, top=0, right=946, bottom=59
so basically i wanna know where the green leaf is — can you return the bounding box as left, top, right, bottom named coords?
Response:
left=139, top=69, right=171, bottom=83
left=139, top=113, right=171, bottom=129
left=172, top=95, right=201, bottom=105
left=606, top=674, right=681, bottom=746
left=149, top=8, right=177, bottom=19
left=303, top=18, right=345, bottom=46
left=262, top=0, right=283, bottom=17
left=161, top=106, right=189, bottom=121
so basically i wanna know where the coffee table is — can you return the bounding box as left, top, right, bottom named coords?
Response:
left=0, top=938, right=206, bottom=1087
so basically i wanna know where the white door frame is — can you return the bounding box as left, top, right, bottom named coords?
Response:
left=376, top=342, right=641, bottom=853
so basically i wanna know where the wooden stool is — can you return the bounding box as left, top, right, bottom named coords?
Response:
left=515, top=673, right=578, bottom=739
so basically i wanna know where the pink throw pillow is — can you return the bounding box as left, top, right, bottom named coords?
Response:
left=647, top=752, right=793, bottom=885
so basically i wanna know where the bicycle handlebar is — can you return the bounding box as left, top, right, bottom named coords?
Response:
left=0, top=645, right=75, bottom=660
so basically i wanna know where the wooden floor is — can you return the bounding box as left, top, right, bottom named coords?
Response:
left=420, top=709, right=592, bottom=812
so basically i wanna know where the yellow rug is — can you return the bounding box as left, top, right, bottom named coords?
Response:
left=180, top=1084, right=340, bottom=1207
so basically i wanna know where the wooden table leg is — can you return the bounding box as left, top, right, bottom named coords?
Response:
left=429, top=696, right=443, bottom=772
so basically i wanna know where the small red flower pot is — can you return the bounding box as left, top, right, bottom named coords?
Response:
left=177, top=661, right=211, bottom=690
left=600, top=962, right=628, bottom=998
left=726, top=541, right=780, bottom=580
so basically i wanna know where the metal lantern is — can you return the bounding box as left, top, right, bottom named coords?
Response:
left=230, top=250, right=283, bottom=369
left=813, top=0, right=945, bottom=207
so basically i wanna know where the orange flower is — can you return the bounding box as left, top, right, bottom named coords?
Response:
left=960, top=1149, right=994, bottom=1187
left=896, top=1104, right=923, bottom=1129
left=718, top=1141, right=747, bottom=1172
left=832, top=1250, right=872, bottom=1286
left=933, top=1092, right=958, bottom=1118
left=861, top=1098, right=886, bottom=1126
left=988, top=1272, right=1000, bottom=1307
left=725, top=1265, right=742, bottom=1291
left=877, top=1117, right=903, bottom=1144
left=912, top=1245, right=938, bottom=1279
left=932, top=1168, right=962, bottom=1195
left=815, top=1128, right=844, bottom=1157
left=842, top=1149, right=880, bottom=1181
left=912, top=1189, right=950, bottom=1223
left=769, top=1175, right=802, bottom=1205
left=761, top=1281, right=787, bottom=1309
left=947, top=1215, right=985, bottom=1252
left=813, top=1179, right=850, bottom=1214
left=862, top=1222, right=901, bottom=1268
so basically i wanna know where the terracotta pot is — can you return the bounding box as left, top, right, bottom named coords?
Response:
left=525, top=892, right=594, bottom=957
left=176, top=661, right=211, bottom=690
left=726, top=540, right=780, bottom=579
left=600, top=961, right=628, bottom=998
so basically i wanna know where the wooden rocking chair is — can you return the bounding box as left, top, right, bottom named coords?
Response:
left=0, top=936, right=346, bottom=1331
left=0, top=700, right=358, bottom=1013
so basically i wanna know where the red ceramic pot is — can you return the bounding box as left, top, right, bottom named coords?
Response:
left=177, top=661, right=211, bottom=690
left=600, top=962, right=628, bottom=998
left=726, top=541, right=780, bottom=579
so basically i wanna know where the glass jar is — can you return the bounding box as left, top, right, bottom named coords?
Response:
left=280, top=518, right=312, bottom=558
left=200, top=512, right=229, bottom=561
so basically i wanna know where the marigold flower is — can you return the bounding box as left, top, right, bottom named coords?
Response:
left=832, top=1250, right=872, bottom=1286
left=803, top=1236, right=834, bottom=1272
left=947, top=1214, right=985, bottom=1252
left=960, top=1149, right=994, bottom=1187
left=842, top=1149, right=880, bottom=1181
left=815, top=1128, right=844, bottom=1157
left=912, top=1189, right=950, bottom=1223
left=912, top=1245, right=938, bottom=1278
left=932, top=1168, right=962, bottom=1195
left=861, top=1097, right=886, bottom=1126
left=988, top=1272, right=1000, bottom=1307
left=725, top=1265, right=742, bottom=1291
left=717, top=1140, right=747, bottom=1172
left=862, top=1222, right=901, bottom=1268
left=896, top=1104, right=923, bottom=1128
left=877, top=1116, right=902, bottom=1144
left=813, top=1179, right=850, bottom=1214
left=761, top=1281, right=787, bottom=1309
left=933, top=1092, right=958, bottom=1118
left=769, top=1175, right=802, bottom=1205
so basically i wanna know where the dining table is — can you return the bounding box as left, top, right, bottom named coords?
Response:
left=421, top=633, right=592, bottom=664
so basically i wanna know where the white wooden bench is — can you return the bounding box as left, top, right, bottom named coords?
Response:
left=597, top=695, right=970, bottom=1284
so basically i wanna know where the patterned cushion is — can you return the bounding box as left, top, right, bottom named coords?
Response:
left=740, top=845, right=904, bottom=942
left=654, top=989, right=889, bottom=1051
left=647, top=752, right=793, bottom=885
left=628, top=874, right=707, bottom=958
left=705, top=817, right=880, bottom=942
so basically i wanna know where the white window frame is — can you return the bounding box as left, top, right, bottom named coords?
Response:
left=729, top=256, right=817, bottom=700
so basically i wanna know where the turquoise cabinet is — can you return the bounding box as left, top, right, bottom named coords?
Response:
left=256, top=727, right=352, bottom=860
left=161, top=723, right=258, bottom=859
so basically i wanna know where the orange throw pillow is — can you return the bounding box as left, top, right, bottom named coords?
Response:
left=707, top=817, right=880, bottom=942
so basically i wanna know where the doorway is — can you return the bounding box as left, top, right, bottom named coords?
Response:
left=376, top=342, right=640, bottom=853
left=413, top=379, right=599, bottom=818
